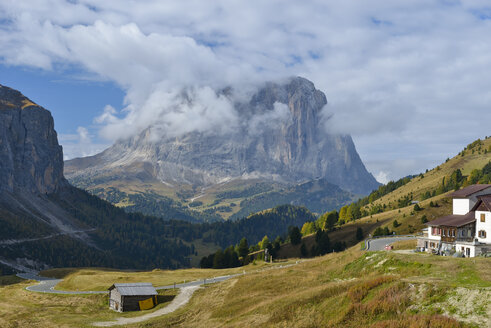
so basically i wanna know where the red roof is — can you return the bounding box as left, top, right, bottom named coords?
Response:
left=426, top=211, right=475, bottom=227
left=449, top=184, right=491, bottom=198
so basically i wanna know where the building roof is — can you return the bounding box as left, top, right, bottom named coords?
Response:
left=449, top=184, right=491, bottom=198
left=471, top=195, right=491, bottom=212
left=108, top=283, right=157, bottom=296
left=426, top=211, right=476, bottom=227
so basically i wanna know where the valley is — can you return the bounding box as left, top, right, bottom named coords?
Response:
left=1, top=76, right=491, bottom=328
left=1, top=243, right=489, bottom=327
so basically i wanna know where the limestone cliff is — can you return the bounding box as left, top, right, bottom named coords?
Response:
left=66, top=77, right=379, bottom=195
left=0, top=85, right=67, bottom=194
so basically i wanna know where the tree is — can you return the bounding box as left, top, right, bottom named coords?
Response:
left=356, top=227, right=364, bottom=241
left=259, top=235, right=270, bottom=250
left=224, top=246, right=240, bottom=268
left=273, top=236, right=282, bottom=252
left=213, top=249, right=225, bottom=269
left=373, top=226, right=391, bottom=237
left=338, top=205, right=349, bottom=223
left=323, top=210, right=339, bottom=231
left=289, top=226, right=302, bottom=245
left=237, top=238, right=249, bottom=259
left=300, top=242, right=308, bottom=258
left=413, top=203, right=422, bottom=211
left=301, top=221, right=317, bottom=235
left=392, top=220, right=400, bottom=228
left=315, top=229, right=330, bottom=255
left=421, top=215, right=428, bottom=223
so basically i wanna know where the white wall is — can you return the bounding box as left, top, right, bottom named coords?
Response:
left=475, top=210, right=491, bottom=244
left=453, top=198, right=472, bottom=215
left=455, top=243, right=476, bottom=257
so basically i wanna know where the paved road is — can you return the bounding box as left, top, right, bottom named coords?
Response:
left=17, top=273, right=106, bottom=294
left=18, top=272, right=243, bottom=294
left=16, top=260, right=302, bottom=326
left=366, top=236, right=416, bottom=251
left=18, top=262, right=298, bottom=294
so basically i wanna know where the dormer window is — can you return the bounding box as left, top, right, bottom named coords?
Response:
left=481, top=214, right=486, bottom=222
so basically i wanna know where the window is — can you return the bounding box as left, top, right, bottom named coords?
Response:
left=481, top=214, right=486, bottom=222
left=478, top=230, right=487, bottom=238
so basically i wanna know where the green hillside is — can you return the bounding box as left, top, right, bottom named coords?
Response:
left=0, top=246, right=488, bottom=327
left=68, top=176, right=355, bottom=221
left=269, top=137, right=491, bottom=261
left=361, top=137, right=491, bottom=236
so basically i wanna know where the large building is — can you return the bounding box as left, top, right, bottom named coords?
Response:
left=108, top=283, right=158, bottom=312
left=417, top=184, right=491, bottom=257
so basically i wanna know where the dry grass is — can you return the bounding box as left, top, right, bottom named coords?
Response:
left=2, top=246, right=490, bottom=327
left=139, top=249, right=489, bottom=328
left=21, top=99, right=37, bottom=109
left=391, top=239, right=417, bottom=250
left=43, top=261, right=294, bottom=291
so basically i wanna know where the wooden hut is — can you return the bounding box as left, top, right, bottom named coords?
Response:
left=108, top=283, right=158, bottom=312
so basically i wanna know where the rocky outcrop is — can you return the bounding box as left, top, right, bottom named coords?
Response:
left=0, top=85, right=67, bottom=194
left=66, top=77, right=379, bottom=194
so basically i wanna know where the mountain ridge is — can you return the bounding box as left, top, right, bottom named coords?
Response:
left=65, top=77, right=379, bottom=218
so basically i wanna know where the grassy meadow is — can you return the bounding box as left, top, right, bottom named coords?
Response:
left=1, top=246, right=489, bottom=327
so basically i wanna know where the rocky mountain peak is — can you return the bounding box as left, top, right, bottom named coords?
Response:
left=66, top=77, right=379, bottom=195
left=0, top=85, right=67, bottom=194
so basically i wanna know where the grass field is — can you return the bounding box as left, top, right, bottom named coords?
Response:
left=1, top=246, right=489, bottom=327
left=42, top=261, right=294, bottom=291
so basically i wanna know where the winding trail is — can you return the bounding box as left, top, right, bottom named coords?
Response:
left=0, top=229, right=97, bottom=246
left=93, top=285, right=201, bottom=327
left=18, top=261, right=301, bottom=326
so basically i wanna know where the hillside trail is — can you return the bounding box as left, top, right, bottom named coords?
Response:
left=18, top=260, right=303, bottom=325
left=92, top=285, right=201, bottom=327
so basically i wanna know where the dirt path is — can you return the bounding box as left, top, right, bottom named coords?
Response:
left=92, top=286, right=201, bottom=327
left=0, top=229, right=96, bottom=246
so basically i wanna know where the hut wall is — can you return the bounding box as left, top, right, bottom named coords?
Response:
left=109, top=289, right=122, bottom=311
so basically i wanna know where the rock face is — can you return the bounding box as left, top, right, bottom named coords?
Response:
left=66, top=77, right=378, bottom=194
left=0, top=85, right=67, bottom=194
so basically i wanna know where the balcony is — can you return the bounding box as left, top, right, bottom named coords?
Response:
left=456, top=237, right=475, bottom=243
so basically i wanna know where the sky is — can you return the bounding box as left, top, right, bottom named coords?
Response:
left=1, top=1, right=491, bottom=184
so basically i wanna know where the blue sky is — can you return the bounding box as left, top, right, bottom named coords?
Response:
left=1, top=1, right=491, bottom=183
left=0, top=64, right=123, bottom=157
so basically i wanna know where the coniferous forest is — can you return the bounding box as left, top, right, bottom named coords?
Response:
left=0, top=185, right=317, bottom=272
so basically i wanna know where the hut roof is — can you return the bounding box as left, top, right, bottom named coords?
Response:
left=109, top=283, right=157, bottom=296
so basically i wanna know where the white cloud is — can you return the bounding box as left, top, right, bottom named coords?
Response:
left=59, top=127, right=109, bottom=160
left=375, top=171, right=390, bottom=185
left=1, top=1, right=491, bottom=178
left=248, top=102, right=292, bottom=135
